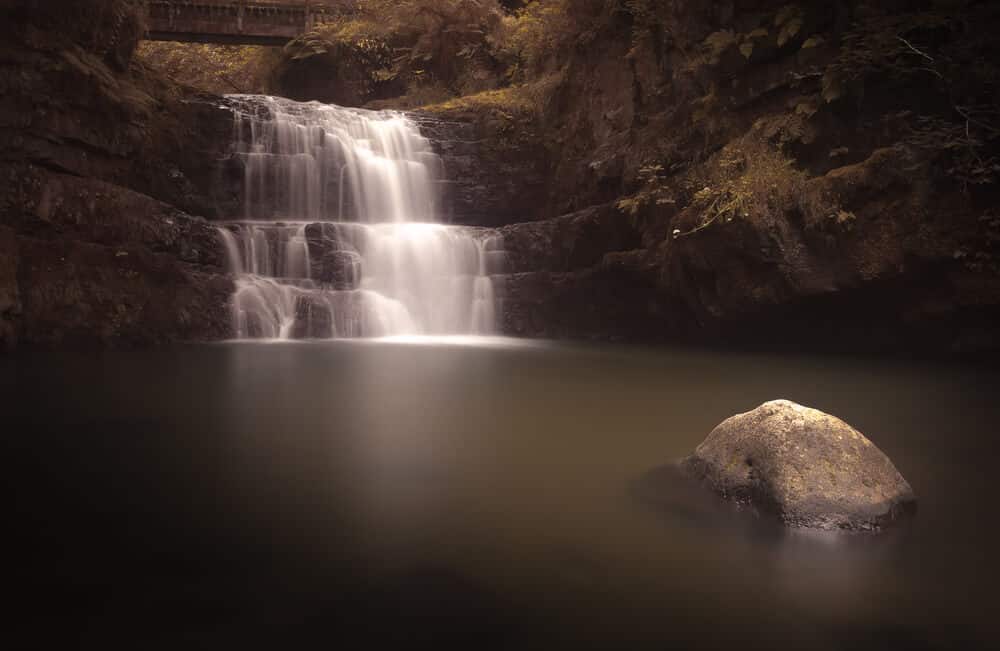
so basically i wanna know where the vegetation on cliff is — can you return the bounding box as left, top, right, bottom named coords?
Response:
left=135, top=42, right=280, bottom=95
left=400, top=0, right=1000, bottom=349
left=1, top=0, right=147, bottom=69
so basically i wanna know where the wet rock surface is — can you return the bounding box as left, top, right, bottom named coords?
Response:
left=291, top=295, right=335, bottom=340
left=0, top=1, right=234, bottom=348
left=1, top=163, right=232, bottom=348
left=314, top=251, right=362, bottom=290
left=413, top=111, right=550, bottom=227
left=497, top=204, right=641, bottom=274
left=304, top=224, right=362, bottom=289
left=681, top=400, right=917, bottom=531
left=492, top=206, right=669, bottom=340
left=0, top=225, right=21, bottom=348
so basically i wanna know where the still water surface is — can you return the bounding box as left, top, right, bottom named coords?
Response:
left=5, top=339, right=998, bottom=649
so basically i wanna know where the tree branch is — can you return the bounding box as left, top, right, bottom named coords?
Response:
left=896, top=36, right=934, bottom=62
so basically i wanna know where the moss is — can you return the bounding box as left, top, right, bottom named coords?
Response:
left=421, top=85, right=535, bottom=115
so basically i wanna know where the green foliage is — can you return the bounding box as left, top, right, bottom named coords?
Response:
left=496, top=1, right=575, bottom=78
left=674, top=137, right=807, bottom=238
left=12, top=0, right=147, bottom=68
left=422, top=85, right=533, bottom=115
left=291, top=0, right=508, bottom=104
left=493, top=0, right=609, bottom=81
left=616, top=163, right=677, bottom=217
left=266, top=0, right=612, bottom=108
left=821, top=4, right=1000, bottom=190
left=701, top=30, right=737, bottom=65
left=906, top=111, right=1000, bottom=189
left=774, top=5, right=804, bottom=48
left=618, top=134, right=840, bottom=241
left=823, top=11, right=949, bottom=93
left=136, top=42, right=279, bottom=94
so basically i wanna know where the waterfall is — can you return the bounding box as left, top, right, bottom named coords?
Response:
left=217, top=95, right=502, bottom=340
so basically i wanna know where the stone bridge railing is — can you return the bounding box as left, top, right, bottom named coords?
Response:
left=146, top=1, right=354, bottom=46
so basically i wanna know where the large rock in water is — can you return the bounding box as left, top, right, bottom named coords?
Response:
left=681, top=400, right=916, bottom=531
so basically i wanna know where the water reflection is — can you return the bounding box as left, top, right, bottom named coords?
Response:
left=5, top=342, right=999, bottom=649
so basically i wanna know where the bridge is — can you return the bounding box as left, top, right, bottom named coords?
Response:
left=145, top=1, right=353, bottom=46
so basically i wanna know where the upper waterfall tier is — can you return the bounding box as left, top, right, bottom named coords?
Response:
left=229, top=95, right=442, bottom=223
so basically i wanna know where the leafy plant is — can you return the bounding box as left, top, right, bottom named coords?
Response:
left=906, top=110, right=1000, bottom=189
left=820, top=11, right=950, bottom=103
left=136, top=42, right=278, bottom=94
left=665, top=135, right=842, bottom=240
left=775, top=5, right=804, bottom=48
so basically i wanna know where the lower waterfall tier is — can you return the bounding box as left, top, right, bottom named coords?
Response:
left=218, top=221, right=504, bottom=339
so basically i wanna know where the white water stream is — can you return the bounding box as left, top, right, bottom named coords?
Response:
left=217, top=96, right=501, bottom=339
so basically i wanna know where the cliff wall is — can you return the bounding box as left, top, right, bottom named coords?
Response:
left=423, top=0, right=1000, bottom=352
left=0, top=0, right=233, bottom=348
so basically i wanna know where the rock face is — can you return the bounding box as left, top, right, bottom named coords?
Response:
left=0, top=1, right=235, bottom=349
left=0, top=163, right=232, bottom=348
left=497, top=204, right=641, bottom=274
left=313, top=251, right=361, bottom=289
left=407, top=0, right=1000, bottom=352
left=681, top=400, right=916, bottom=531
left=412, top=110, right=551, bottom=227
left=304, top=223, right=363, bottom=289
left=0, top=226, right=21, bottom=345
left=493, top=204, right=676, bottom=339
left=291, top=295, right=334, bottom=340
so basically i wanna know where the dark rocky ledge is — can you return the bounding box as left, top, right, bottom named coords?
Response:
left=0, top=163, right=232, bottom=349
left=412, top=110, right=551, bottom=228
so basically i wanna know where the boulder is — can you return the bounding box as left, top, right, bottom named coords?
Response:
left=291, top=295, right=334, bottom=340
left=314, top=250, right=362, bottom=290
left=681, top=400, right=916, bottom=531
left=412, top=108, right=551, bottom=227
left=305, top=222, right=351, bottom=259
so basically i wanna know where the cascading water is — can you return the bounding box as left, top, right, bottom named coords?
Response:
left=216, top=95, right=503, bottom=340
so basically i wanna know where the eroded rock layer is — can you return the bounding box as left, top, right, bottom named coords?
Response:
left=0, top=0, right=233, bottom=348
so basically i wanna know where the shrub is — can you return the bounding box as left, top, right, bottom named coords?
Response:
left=135, top=43, right=280, bottom=95
left=310, top=0, right=507, bottom=99
left=673, top=136, right=810, bottom=237
left=4, top=0, right=147, bottom=69
left=822, top=2, right=1000, bottom=190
